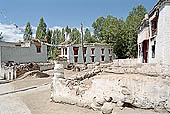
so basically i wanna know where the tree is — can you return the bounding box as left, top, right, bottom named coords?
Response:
left=84, top=28, right=96, bottom=43
left=52, top=29, right=61, bottom=45
left=92, top=17, right=105, bottom=42
left=36, top=17, right=47, bottom=40
left=102, top=15, right=124, bottom=43
left=125, top=5, right=147, bottom=58
left=0, top=32, right=3, bottom=40
left=70, top=28, right=81, bottom=44
left=46, top=29, right=52, bottom=57
left=23, top=22, right=32, bottom=41
left=65, top=25, right=71, bottom=40
left=61, top=28, right=65, bottom=43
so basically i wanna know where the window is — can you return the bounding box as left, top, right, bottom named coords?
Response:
left=101, top=48, right=104, bottom=54
left=109, top=56, right=112, bottom=61
left=65, top=48, right=67, bottom=55
left=59, top=48, right=61, bottom=55
left=74, top=56, right=78, bottom=63
left=73, top=47, right=79, bottom=55
left=101, top=56, right=105, bottom=61
left=91, top=56, right=95, bottom=62
left=83, top=47, right=87, bottom=54
left=152, top=45, right=155, bottom=58
left=84, top=57, right=86, bottom=63
left=91, top=48, right=95, bottom=54
left=151, top=16, right=158, bottom=36
left=37, top=46, right=41, bottom=53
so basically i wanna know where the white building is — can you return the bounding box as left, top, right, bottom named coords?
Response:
left=138, top=0, right=170, bottom=65
left=58, top=42, right=114, bottom=64
left=0, top=39, right=47, bottom=80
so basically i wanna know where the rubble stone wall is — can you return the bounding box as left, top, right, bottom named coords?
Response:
left=51, top=72, right=170, bottom=113
left=110, top=59, right=170, bottom=77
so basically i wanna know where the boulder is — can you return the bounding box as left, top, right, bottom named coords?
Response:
left=101, top=102, right=114, bottom=114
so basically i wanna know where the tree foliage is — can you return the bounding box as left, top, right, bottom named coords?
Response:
left=125, top=5, right=147, bottom=58
left=61, top=28, right=65, bottom=43
left=0, top=32, right=3, bottom=40
left=70, top=28, right=81, bottom=44
left=91, top=5, right=147, bottom=59
left=23, top=22, right=32, bottom=41
left=36, top=17, right=47, bottom=40
left=92, top=17, right=105, bottom=42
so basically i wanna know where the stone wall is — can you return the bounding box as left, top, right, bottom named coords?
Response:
left=51, top=65, right=170, bottom=113
left=109, top=59, right=170, bottom=77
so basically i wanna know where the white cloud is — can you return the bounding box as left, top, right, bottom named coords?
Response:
left=0, top=23, right=92, bottom=42
left=0, top=23, right=24, bottom=42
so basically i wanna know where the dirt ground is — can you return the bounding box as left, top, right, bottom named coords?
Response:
left=9, top=70, right=165, bottom=114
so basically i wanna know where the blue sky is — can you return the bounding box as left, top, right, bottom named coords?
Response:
left=0, top=0, right=157, bottom=28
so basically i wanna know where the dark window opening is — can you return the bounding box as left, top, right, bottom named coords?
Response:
left=152, top=45, right=155, bottom=58
left=83, top=47, right=87, bottom=54
left=109, top=49, right=111, bottom=54
left=101, top=56, right=105, bottom=61
left=37, top=46, right=41, bottom=53
left=91, top=56, right=95, bottom=62
left=59, top=48, right=61, bottom=55
left=84, top=57, right=86, bottom=63
left=65, top=48, right=67, bottom=55
left=91, top=48, right=95, bottom=54
left=73, top=47, right=79, bottom=55
left=101, top=48, right=104, bottom=54
left=151, top=16, right=158, bottom=36
left=109, top=56, right=112, bottom=61
left=74, top=56, right=78, bottom=63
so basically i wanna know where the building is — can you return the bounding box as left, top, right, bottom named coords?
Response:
left=58, top=42, right=114, bottom=64
left=0, top=39, right=48, bottom=80
left=138, top=0, right=170, bottom=64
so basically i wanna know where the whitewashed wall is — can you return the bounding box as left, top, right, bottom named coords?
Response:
left=155, top=3, right=170, bottom=65
left=1, top=43, right=47, bottom=63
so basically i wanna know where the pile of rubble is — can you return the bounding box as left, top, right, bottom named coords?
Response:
left=16, top=63, right=40, bottom=78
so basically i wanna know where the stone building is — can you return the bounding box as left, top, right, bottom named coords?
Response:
left=0, top=39, right=47, bottom=80
left=58, top=42, right=114, bottom=64
left=138, top=0, right=170, bottom=64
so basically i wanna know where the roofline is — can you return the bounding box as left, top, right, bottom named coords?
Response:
left=149, top=0, right=170, bottom=15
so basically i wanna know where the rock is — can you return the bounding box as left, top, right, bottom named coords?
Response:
left=116, top=101, right=124, bottom=108
left=101, top=102, right=114, bottom=114
left=104, top=96, right=112, bottom=102
left=121, top=88, right=131, bottom=95
left=94, top=62, right=100, bottom=66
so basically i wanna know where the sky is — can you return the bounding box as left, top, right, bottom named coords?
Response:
left=0, top=0, right=158, bottom=41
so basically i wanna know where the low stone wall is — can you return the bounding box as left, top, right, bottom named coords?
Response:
left=110, top=59, right=170, bottom=77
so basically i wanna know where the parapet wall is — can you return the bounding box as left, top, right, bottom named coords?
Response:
left=110, top=59, right=170, bottom=77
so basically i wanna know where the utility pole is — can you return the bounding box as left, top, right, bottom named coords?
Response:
left=81, top=23, right=85, bottom=64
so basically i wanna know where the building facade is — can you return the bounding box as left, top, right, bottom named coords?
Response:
left=138, top=0, right=170, bottom=65
left=58, top=43, right=114, bottom=64
left=0, top=40, right=47, bottom=80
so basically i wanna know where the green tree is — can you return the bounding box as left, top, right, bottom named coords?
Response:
left=23, top=22, right=32, bottom=41
left=61, top=28, right=65, bottom=43
left=52, top=29, right=61, bottom=45
left=70, top=28, right=81, bottom=44
left=46, top=29, right=52, bottom=57
left=65, top=25, right=71, bottom=39
left=36, top=17, right=47, bottom=40
left=84, top=28, right=96, bottom=43
left=0, top=32, right=3, bottom=40
left=92, top=17, right=105, bottom=42
left=125, top=5, right=147, bottom=58
left=102, top=15, right=124, bottom=43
